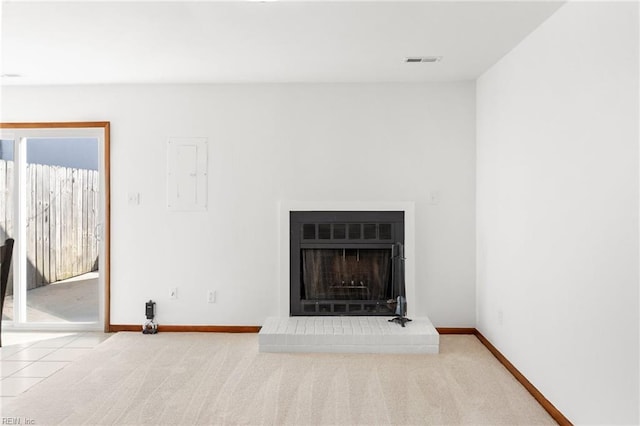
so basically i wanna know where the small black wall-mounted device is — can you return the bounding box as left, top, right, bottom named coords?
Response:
left=145, top=300, right=155, bottom=319
left=143, top=300, right=158, bottom=334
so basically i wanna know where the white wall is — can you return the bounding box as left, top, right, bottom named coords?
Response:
left=1, top=82, right=476, bottom=327
left=477, top=2, right=639, bottom=424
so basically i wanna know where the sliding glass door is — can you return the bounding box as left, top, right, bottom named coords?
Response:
left=0, top=125, right=108, bottom=330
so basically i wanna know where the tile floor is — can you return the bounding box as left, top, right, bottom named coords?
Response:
left=0, top=331, right=111, bottom=404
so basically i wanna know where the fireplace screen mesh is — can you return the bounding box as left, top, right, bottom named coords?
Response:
left=302, top=249, right=391, bottom=301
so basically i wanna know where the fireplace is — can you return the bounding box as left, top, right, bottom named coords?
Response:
left=290, top=211, right=404, bottom=316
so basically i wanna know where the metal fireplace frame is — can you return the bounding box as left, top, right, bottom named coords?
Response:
left=290, top=210, right=404, bottom=316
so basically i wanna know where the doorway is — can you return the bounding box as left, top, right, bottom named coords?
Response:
left=0, top=122, right=110, bottom=331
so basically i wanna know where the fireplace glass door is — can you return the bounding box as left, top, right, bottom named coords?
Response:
left=302, top=248, right=391, bottom=301
left=300, top=248, right=393, bottom=314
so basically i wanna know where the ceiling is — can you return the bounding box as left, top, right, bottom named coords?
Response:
left=0, top=1, right=565, bottom=85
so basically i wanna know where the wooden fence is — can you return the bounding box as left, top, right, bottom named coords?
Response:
left=0, top=160, right=99, bottom=295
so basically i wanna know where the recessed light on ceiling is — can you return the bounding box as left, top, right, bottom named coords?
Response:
left=404, top=56, right=443, bottom=63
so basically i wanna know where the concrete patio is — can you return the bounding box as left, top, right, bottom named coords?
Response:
left=2, top=272, right=99, bottom=323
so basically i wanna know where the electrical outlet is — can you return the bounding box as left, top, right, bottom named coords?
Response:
left=170, top=287, right=177, bottom=300
left=128, top=192, right=140, bottom=206
left=207, top=290, right=216, bottom=303
left=427, top=190, right=440, bottom=205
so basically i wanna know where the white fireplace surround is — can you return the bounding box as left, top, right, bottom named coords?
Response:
left=278, top=201, right=416, bottom=318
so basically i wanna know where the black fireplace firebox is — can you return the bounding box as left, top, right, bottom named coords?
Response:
left=290, top=211, right=404, bottom=316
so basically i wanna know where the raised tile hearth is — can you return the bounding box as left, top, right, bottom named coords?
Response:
left=259, top=316, right=439, bottom=354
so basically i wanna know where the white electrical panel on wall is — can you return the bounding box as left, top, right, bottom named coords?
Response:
left=167, top=137, right=208, bottom=211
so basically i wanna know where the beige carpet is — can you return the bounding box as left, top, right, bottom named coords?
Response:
left=1, top=333, right=556, bottom=425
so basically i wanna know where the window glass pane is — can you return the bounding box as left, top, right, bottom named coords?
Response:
left=0, top=139, right=15, bottom=321
left=25, top=137, right=99, bottom=323
left=0, top=139, right=15, bottom=161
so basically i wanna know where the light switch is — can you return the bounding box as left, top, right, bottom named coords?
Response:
left=428, top=190, right=440, bottom=205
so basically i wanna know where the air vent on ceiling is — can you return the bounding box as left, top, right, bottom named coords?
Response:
left=404, top=56, right=442, bottom=63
